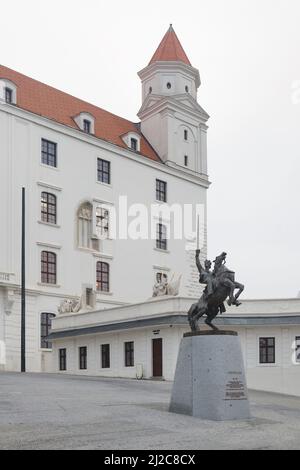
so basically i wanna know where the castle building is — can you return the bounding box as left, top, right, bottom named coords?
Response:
left=0, top=26, right=209, bottom=372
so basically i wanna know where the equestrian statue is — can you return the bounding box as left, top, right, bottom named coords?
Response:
left=188, top=249, right=244, bottom=332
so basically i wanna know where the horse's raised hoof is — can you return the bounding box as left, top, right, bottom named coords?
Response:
left=235, top=301, right=242, bottom=307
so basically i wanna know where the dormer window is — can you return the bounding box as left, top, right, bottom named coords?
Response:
left=83, top=119, right=91, bottom=134
left=0, top=80, right=17, bottom=104
left=5, top=87, right=13, bottom=104
left=131, top=138, right=138, bottom=151
left=74, top=112, right=95, bottom=135
left=121, top=132, right=141, bottom=152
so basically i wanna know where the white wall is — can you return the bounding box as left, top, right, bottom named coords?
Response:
left=51, top=326, right=181, bottom=381
left=51, top=323, right=300, bottom=396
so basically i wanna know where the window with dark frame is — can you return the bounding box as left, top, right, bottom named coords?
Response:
left=41, top=251, right=57, bottom=284
left=296, top=336, right=300, bottom=363
left=156, top=179, right=167, bottom=202
left=184, top=129, right=188, bottom=141
left=130, top=138, right=138, bottom=151
left=156, top=223, right=167, bottom=251
left=5, top=87, right=13, bottom=104
left=41, top=192, right=57, bottom=224
left=184, top=155, right=188, bottom=167
left=40, top=312, right=55, bottom=349
left=259, top=337, right=275, bottom=364
left=79, top=346, right=87, bottom=370
left=41, top=139, right=57, bottom=167
left=59, top=348, right=67, bottom=371
left=96, top=261, right=110, bottom=292
left=97, top=158, right=111, bottom=184
left=101, top=344, right=110, bottom=369
left=96, top=207, right=109, bottom=238
left=83, top=119, right=91, bottom=133
left=125, top=341, right=134, bottom=367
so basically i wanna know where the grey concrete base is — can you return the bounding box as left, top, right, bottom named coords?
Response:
left=169, top=332, right=251, bottom=421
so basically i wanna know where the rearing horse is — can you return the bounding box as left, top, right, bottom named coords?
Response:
left=188, top=251, right=244, bottom=331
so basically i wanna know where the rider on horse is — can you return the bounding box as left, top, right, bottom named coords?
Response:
left=188, top=249, right=244, bottom=331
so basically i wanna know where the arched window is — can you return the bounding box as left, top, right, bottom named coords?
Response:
left=77, top=202, right=93, bottom=249
left=96, top=262, right=110, bottom=292
left=41, top=192, right=57, bottom=224
left=184, top=129, right=188, bottom=141
left=41, top=313, right=56, bottom=349
left=41, top=251, right=57, bottom=284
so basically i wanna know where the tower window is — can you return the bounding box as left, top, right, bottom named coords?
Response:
left=185, top=85, right=189, bottom=93
left=184, top=130, right=188, bottom=141
left=5, top=87, right=13, bottom=104
left=149, top=86, right=152, bottom=94
left=130, top=138, right=138, bottom=151
left=83, top=119, right=91, bottom=133
left=184, top=155, right=188, bottom=167
left=166, top=82, right=172, bottom=89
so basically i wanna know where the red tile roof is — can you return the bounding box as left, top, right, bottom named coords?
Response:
left=149, top=25, right=191, bottom=66
left=0, top=64, right=160, bottom=162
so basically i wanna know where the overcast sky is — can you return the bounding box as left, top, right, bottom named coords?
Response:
left=1, top=0, right=299, bottom=299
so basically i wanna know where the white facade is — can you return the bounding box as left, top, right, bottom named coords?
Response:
left=0, top=29, right=209, bottom=373
left=50, top=297, right=300, bottom=397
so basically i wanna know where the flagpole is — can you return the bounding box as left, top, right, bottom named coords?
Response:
left=21, top=187, right=26, bottom=373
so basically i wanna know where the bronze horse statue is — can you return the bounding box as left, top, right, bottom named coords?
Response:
left=188, top=250, right=244, bottom=332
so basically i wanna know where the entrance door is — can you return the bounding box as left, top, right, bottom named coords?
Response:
left=152, top=338, right=163, bottom=377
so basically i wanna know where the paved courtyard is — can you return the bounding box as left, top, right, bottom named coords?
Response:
left=0, top=372, right=300, bottom=450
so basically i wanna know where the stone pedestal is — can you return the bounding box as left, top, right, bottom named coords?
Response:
left=169, top=331, right=251, bottom=421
